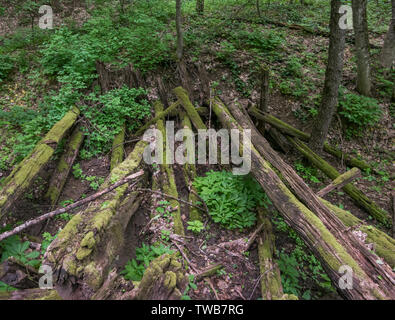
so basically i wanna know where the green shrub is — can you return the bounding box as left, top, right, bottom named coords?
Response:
left=193, top=170, right=268, bottom=230
left=0, top=55, right=14, bottom=82
left=338, top=92, right=382, bottom=137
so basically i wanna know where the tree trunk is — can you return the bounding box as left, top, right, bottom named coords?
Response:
left=196, top=0, right=204, bottom=15
left=352, top=0, right=371, bottom=96
left=309, top=0, right=346, bottom=152
left=212, top=99, right=394, bottom=300
left=380, top=0, right=395, bottom=69
left=0, top=107, right=80, bottom=219
left=176, top=0, right=184, bottom=61
left=110, top=123, right=125, bottom=172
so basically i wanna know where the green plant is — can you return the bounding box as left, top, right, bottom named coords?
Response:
left=187, top=220, right=204, bottom=234
left=40, top=232, right=57, bottom=255
left=181, top=274, right=197, bottom=300
left=72, top=163, right=84, bottom=179
left=294, top=161, right=321, bottom=184
left=193, top=170, right=268, bottom=230
left=338, top=91, right=382, bottom=137
left=121, top=243, right=173, bottom=281
left=277, top=251, right=301, bottom=296
left=0, top=235, right=40, bottom=268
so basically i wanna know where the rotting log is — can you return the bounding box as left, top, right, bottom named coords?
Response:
left=229, top=102, right=395, bottom=270
left=173, top=87, right=207, bottom=130
left=321, top=199, right=395, bottom=269
left=168, top=106, right=209, bottom=118
left=287, top=137, right=390, bottom=226
left=131, top=253, right=187, bottom=300
left=212, top=98, right=394, bottom=300
left=317, top=167, right=361, bottom=197
left=0, top=288, right=62, bottom=300
left=180, top=112, right=202, bottom=222
left=256, top=208, right=287, bottom=300
left=45, top=125, right=84, bottom=206
left=0, top=107, right=80, bottom=218
left=154, top=101, right=185, bottom=236
left=248, top=106, right=372, bottom=172
left=110, top=123, right=125, bottom=172
left=134, top=100, right=181, bottom=137
left=44, top=140, right=148, bottom=299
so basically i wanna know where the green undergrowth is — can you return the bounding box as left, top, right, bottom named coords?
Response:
left=272, top=212, right=335, bottom=300
left=193, top=170, right=270, bottom=230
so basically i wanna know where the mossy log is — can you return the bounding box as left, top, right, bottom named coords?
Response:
left=256, top=208, right=286, bottom=300
left=110, top=123, right=125, bottom=172
left=229, top=102, right=395, bottom=270
left=134, top=100, right=180, bottom=137
left=213, top=99, right=394, bottom=300
left=248, top=106, right=372, bottom=172
left=180, top=113, right=202, bottom=222
left=132, top=253, right=187, bottom=300
left=321, top=199, right=395, bottom=269
left=44, top=140, right=147, bottom=299
left=0, top=288, right=62, bottom=300
left=168, top=106, right=209, bottom=118
left=173, top=87, right=207, bottom=130
left=45, top=125, right=84, bottom=206
left=317, top=167, right=361, bottom=197
left=287, top=137, right=390, bottom=226
left=0, top=107, right=80, bottom=218
left=154, top=102, right=185, bottom=236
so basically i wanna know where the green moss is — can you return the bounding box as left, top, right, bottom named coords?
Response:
left=84, top=262, right=103, bottom=290
left=44, top=106, right=80, bottom=144
left=57, top=213, right=83, bottom=241
left=76, top=246, right=93, bottom=260
left=80, top=231, right=96, bottom=249
left=164, top=271, right=177, bottom=290
left=110, top=124, right=125, bottom=172
left=36, top=290, right=62, bottom=300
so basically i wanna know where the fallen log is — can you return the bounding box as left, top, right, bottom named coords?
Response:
left=317, top=167, right=361, bottom=197
left=45, top=125, right=84, bottom=206
left=0, top=288, right=61, bottom=300
left=213, top=99, right=394, bottom=300
left=229, top=102, right=395, bottom=270
left=0, top=258, right=39, bottom=289
left=110, top=123, right=125, bottom=171
left=0, top=107, right=80, bottom=218
left=248, top=106, right=372, bottom=172
left=134, top=100, right=180, bottom=137
left=287, top=137, right=390, bottom=226
left=180, top=112, right=202, bottom=222
left=44, top=140, right=148, bottom=299
left=256, top=208, right=287, bottom=300
left=154, top=101, right=185, bottom=236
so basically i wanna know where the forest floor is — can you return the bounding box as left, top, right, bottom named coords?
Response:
left=0, top=1, right=393, bottom=300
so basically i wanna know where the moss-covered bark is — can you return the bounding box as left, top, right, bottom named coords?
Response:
left=287, top=137, right=390, bottom=226
left=0, top=289, right=62, bottom=300
left=154, top=101, right=185, bottom=236
left=213, top=99, right=394, bottom=300
left=44, top=140, right=147, bottom=299
left=0, top=107, right=80, bottom=218
left=45, top=125, right=84, bottom=206
left=249, top=106, right=372, bottom=172
left=257, top=208, right=286, bottom=300
left=110, top=123, right=125, bottom=172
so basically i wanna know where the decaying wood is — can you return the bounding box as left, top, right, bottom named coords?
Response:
left=0, top=171, right=144, bottom=242
left=248, top=106, right=372, bottom=172
left=212, top=98, right=394, bottom=300
left=0, top=288, right=61, bottom=300
left=43, top=140, right=148, bottom=299
left=45, top=124, right=84, bottom=206
left=287, top=137, right=390, bottom=225
left=0, top=257, right=39, bottom=289
left=0, top=107, right=80, bottom=219
left=317, top=167, right=361, bottom=197
left=154, top=101, right=185, bottom=236
left=110, top=123, right=125, bottom=171
left=195, top=263, right=223, bottom=282
left=134, top=100, right=180, bottom=137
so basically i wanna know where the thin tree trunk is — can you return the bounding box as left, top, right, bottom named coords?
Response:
left=380, top=0, right=395, bottom=69
left=176, top=0, right=184, bottom=61
left=352, top=0, right=371, bottom=96
left=309, top=0, right=346, bottom=152
left=196, top=0, right=204, bottom=15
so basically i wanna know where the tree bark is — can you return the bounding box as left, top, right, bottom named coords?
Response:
left=196, top=0, right=204, bottom=15
left=309, top=0, right=346, bottom=152
left=352, top=0, right=371, bottom=96
left=380, top=0, right=395, bottom=69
